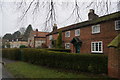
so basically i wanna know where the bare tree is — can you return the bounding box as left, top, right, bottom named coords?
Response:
left=2, top=0, right=119, bottom=32
left=19, top=27, right=26, bottom=35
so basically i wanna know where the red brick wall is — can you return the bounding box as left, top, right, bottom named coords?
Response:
left=46, top=34, right=58, bottom=48
left=46, top=20, right=120, bottom=54
left=70, top=20, right=119, bottom=54
left=62, top=30, right=77, bottom=53
left=108, top=48, right=120, bottom=78
left=35, top=38, right=46, bottom=41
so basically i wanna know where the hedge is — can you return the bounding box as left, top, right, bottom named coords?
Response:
left=19, top=45, right=27, bottom=48
left=47, top=48, right=71, bottom=53
left=2, top=48, right=21, bottom=60
left=2, top=48, right=108, bottom=74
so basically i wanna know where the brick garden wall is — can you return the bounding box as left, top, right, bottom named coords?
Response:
left=108, top=48, right=120, bottom=78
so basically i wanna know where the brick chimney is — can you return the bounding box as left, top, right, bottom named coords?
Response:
left=53, top=24, right=57, bottom=32
left=36, top=29, right=38, bottom=37
left=88, top=9, right=99, bottom=20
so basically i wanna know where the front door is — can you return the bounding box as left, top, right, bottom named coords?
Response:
left=75, top=44, right=80, bottom=53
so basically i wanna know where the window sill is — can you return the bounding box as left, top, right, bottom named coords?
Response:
left=91, top=52, right=103, bottom=54
left=91, top=32, right=100, bottom=35
left=115, top=29, right=120, bottom=31
left=75, top=35, right=80, bottom=36
left=66, top=37, right=69, bottom=38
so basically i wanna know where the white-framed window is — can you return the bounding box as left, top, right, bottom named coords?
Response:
left=75, top=29, right=80, bottom=36
left=115, top=20, right=120, bottom=30
left=65, top=31, right=70, bottom=37
left=49, top=35, right=53, bottom=40
left=91, top=41, right=103, bottom=53
left=65, top=43, right=70, bottom=49
left=92, top=24, right=100, bottom=34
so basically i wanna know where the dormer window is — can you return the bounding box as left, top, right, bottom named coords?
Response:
left=115, top=20, right=120, bottom=30
left=75, top=29, right=80, bottom=36
left=92, top=24, right=100, bottom=34
left=65, top=31, right=70, bottom=37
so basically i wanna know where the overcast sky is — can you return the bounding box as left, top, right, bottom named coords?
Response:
left=0, top=0, right=119, bottom=37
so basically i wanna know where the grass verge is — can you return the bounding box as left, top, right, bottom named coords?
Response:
left=5, top=62, right=117, bottom=79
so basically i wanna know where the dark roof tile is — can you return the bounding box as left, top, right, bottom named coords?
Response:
left=47, top=11, right=120, bottom=36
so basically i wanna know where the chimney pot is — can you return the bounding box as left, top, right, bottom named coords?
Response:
left=53, top=24, right=57, bottom=32
left=89, top=9, right=94, bottom=13
left=35, top=29, right=38, bottom=37
left=36, top=29, right=38, bottom=32
left=88, top=9, right=99, bottom=20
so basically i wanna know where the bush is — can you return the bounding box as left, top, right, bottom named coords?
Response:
left=19, top=45, right=27, bottom=48
left=2, top=48, right=21, bottom=60
left=48, top=48, right=71, bottom=53
left=21, top=49, right=108, bottom=74
left=2, top=48, right=108, bottom=74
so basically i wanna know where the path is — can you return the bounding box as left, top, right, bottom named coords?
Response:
left=1, top=58, right=16, bottom=79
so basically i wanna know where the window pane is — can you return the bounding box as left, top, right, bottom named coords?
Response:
left=93, top=26, right=96, bottom=32
left=95, top=26, right=97, bottom=32
left=96, top=43, right=98, bottom=51
left=99, top=42, right=102, bottom=51
left=116, top=20, right=120, bottom=30
left=66, top=31, right=70, bottom=37
left=117, top=21, right=120, bottom=28
left=92, top=25, right=100, bottom=33
left=77, top=30, right=80, bottom=34
left=92, top=43, right=94, bottom=51
left=75, top=29, right=80, bottom=36
left=65, top=43, right=70, bottom=49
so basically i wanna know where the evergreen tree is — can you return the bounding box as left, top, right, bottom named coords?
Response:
left=56, top=30, right=62, bottom=48
left=12, top=31, right=21, bottom=39
left=23, top=24, right=33, bottom=41
left=3, top=33, right=13, bottom=41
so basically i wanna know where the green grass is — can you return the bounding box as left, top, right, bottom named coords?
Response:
left=5, top=62, right=117, bottom=79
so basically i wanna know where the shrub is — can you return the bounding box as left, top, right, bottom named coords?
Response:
left=19, top=45, right=27, bottom=48
left=47, top=48, right=71, bottom=53
left=2, top=48, right=108, bottom=74
left=56, top=30, right=62, bottom=48
left=21, top=49, right=108, bottom=74
left=2, top=48, right=21, bottom=60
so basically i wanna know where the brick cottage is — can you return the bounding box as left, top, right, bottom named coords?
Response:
left=46, top=9, right=120, bottom=55
left=28, top=29, right=49, bottom=48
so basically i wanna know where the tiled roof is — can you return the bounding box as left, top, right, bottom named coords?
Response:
left=108, top=33, right=120, bottom=48
left=47, top=11, right=120, bottom=36
left=31, top=31, right=49, bottom=37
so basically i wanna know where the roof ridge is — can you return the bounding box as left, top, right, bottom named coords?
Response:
left=47, top=11, right=120, bottom=36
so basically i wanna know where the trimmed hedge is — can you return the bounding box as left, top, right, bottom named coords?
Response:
left=2, top=48, right=108, bottom=74
left=2, top=48, right=21, bottom=60
left=19, top=45, right=27, bottom=48
left=47, top=48, right=71, bottom=53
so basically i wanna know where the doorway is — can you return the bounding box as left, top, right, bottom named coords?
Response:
left=70, top=37, right=82, bottom=53
left=75, top=44, right=80, bottom=53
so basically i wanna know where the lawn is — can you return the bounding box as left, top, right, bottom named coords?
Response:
left=5, top=62, right=117, bottom=79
